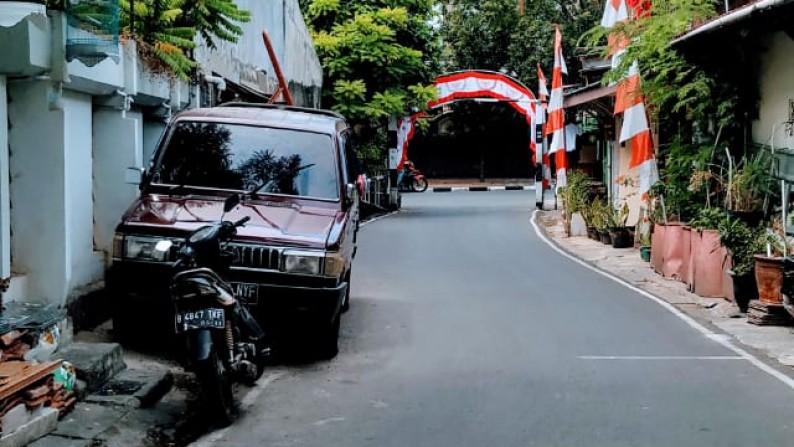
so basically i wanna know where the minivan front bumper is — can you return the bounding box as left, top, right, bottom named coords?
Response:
left=106, top=261, right=346, bottom=334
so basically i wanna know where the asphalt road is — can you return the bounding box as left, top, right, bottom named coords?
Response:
left=193, top=191, right=794, bottom=447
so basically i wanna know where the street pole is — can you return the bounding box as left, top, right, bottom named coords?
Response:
left=534, top=99, right=546, bottom=210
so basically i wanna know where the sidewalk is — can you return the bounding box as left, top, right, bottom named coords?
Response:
left=538, top=210, right=794, bottom=369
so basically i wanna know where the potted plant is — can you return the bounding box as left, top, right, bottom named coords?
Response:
left=724, top=150, right=775, bottom=226
left=753, top=219, right=791, bottom=305
left=608, top=202, right=632, bottom=248
left=558, top=171, right=590, bottom=237
left=719, top=218, right=764, bottom=312
left=639, top=234, right=651, bottom=262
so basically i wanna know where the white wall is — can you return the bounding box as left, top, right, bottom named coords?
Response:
left=93, top=109, right=143, bottom=260
left=753, top=31, right=794, bottom=150
left=0, top=75, right=9, bottom=278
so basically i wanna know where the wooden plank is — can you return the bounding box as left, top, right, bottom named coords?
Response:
left=0, top=330, right=26, bottom=347
left=0, top=361, right=61, bottom=401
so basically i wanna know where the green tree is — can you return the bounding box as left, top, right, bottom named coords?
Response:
left=301, top=0, right=440, bottom=168
left=441, top=0, right=600, bottom=88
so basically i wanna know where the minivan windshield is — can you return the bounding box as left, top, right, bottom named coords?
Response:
left=150, top=121, right=339, bottom=200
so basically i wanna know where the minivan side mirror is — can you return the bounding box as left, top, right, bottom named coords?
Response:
left=224, top=193, right=241, bottom=213
left=125, top=167, right=144, bottom=185
left=344, top=183, right=356, bottom=207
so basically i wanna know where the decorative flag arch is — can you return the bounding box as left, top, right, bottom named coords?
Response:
left=395, top=70, right=538, bottom=170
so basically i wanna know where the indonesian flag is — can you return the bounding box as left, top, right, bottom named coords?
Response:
left=537, top=64, right=549, bottom=101
left=546, top=26, right=568, bottom=188
left=395, top=114, right=420, bottom=170
left=601, top=0, right=628, bottom=28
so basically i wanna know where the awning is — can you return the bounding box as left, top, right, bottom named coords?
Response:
left=672, top=0, right=794, bottom=44
left=564, top=84, right=617, bottom=109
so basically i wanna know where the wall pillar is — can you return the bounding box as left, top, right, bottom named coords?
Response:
left=8, top=81, right=68, bottom=304
left=8, top=81, right=102, bottom=305
left=0, top=75, right=10, bottom=279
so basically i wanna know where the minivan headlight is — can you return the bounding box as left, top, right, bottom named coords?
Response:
left=122, top=235, right=173, bottom=262
left=281, top=250, right=322, bottom=275
left=280, top=250, right=346, bottom=277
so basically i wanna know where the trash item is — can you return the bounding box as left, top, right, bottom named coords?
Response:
left=52, top=361, right=75, bottom=392
left=23, top=325, right=59, bottom=362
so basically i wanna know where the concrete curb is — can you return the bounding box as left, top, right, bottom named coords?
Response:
left=431, top=185, right=534, bottom=192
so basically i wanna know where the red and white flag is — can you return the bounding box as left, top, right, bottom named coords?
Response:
left=537, top=64, right=549, bottom=101
left=601, top=0, right=628, bottom=28
left=546, top=26, right=568, bottom=188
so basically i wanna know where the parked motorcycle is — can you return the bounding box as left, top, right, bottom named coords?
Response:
left=154, top=194, right=269, bottom=426
left=399, top=167, right=428, bottom=192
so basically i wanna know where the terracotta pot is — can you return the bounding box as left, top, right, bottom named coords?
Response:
left=687, top=230, right=699, bottom=292
left=755, top=256, right=783, bottom=305
left=650, top=225, right=666, bottom=274
left=662, top=224, right=689, bottom=280
left=692, top=229, right=727, bottom=298
left=679, top=226, right=692, bottom=285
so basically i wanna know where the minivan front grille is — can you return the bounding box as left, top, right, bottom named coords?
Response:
left=228, top=243, right=281, bottom=270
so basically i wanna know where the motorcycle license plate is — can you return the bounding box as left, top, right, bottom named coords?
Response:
left=175, top=308, right=225, bottom=332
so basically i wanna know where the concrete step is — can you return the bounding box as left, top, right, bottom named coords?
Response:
left=0, top=407, right=58, bottom=447
left=57, top=342, right=126, bottom=393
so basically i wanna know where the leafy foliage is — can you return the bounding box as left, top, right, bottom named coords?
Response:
left=718, top=218, right=766, bottom=276
left=120, top=0, right=250, bottom=79
left=182, top=0, right=251, bottom=49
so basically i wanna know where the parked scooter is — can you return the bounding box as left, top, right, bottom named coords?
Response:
left=154, top=194, right=269, bottom=426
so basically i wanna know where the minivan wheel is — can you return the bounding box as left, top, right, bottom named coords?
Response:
left=315, top=315, right=340, bottom=360
left=341, top=270, right=351, bottom=313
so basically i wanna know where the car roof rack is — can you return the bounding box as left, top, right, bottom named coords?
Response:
left=217, top=102, right=345, bottom=120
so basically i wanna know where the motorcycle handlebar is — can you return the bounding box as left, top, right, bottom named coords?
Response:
left=234, top=216, right=250, bottom=227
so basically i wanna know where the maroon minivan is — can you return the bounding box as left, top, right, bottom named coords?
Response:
left=107, top=103, right=360, bottom=356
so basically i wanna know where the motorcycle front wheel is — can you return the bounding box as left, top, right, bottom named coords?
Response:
left=195, top=345, right=235, bottom=426
left=412, top=178, right=429, bottom=192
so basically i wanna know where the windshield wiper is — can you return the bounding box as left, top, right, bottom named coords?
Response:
left=244, top=163, right=316, bottom=198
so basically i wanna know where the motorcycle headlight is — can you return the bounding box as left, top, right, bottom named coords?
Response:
left=281, top=250, right=322, bottom=275
left=123, top=235, right=173, bottom=262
